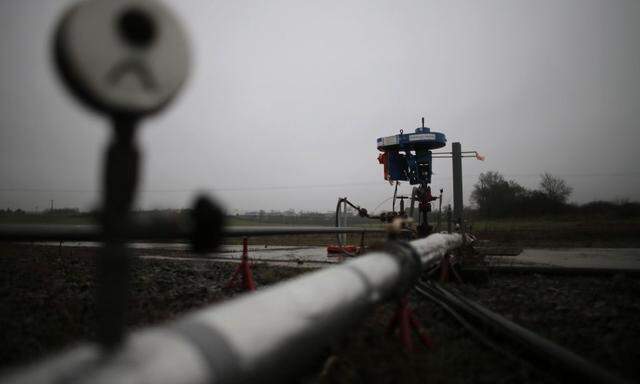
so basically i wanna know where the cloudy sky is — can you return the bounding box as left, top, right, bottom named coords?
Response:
left=1, top=0, right=639, bottom=214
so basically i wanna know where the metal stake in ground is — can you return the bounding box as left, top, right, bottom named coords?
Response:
left=387, top=295, right=434, bottom=352
left=53, top=0, right=190, bottom=348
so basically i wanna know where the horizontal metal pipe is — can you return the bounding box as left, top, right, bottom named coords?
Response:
left=0, top=223, right=386, bottom=242
left=1, top=233, right=462, bottom=384
left=224, top=226, right=387, bottom=237
left=0, top=224, right=101, bottom=241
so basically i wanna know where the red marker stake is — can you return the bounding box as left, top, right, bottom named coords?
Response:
left=387, top=296, right=433, bottom=352
left=226, top=237, right=256, bottom=291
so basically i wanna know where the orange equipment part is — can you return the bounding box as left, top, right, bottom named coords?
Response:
left=377, top=152, right=389, bottom=181
left=327, top=244, right=360, bottom=255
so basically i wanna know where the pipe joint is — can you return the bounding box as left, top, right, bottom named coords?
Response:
left=383, top=240, right=422, bottom=296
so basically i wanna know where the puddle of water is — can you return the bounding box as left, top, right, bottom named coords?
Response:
left=44, top=242, right=640, bottom=270
left=35, top=241, right=344, bottom=265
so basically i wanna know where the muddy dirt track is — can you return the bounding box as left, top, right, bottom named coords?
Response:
left=1, top=243, right=639, bottom=383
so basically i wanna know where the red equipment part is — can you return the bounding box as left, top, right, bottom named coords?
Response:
left=440, top=253, right=450, bottom=282
left=225, top=237, right=256, bottom=291
left=439, top=253, right=464, bottom=284
left=387, top=296, right=433, bottom=352
left=377, top=152, right=389, bottom=181
left=417, top=185, right=439, bottom=210
left=326, top=244, right=360, bottom=255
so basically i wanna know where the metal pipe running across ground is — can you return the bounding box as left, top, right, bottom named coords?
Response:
left=415, top=280, right=629, bottom=384
left=1, top=233, right=463, bottom=384
left=0, top=223, right=387, bottom=242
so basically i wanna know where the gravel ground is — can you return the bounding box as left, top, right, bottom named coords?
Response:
left=457, top=273, right=640, bottom=382
left=318, top=298, right=552, bottom=384
left=1, top=243, right=638, bottom=383
left=0, top=243, right=305, bottom=369
left=319, top=273, right=640, bottom=383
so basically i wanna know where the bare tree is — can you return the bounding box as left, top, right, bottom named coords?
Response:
left=539, top=173, right=572, bottom=203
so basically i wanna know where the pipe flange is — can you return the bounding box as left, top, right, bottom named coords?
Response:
left=383, top=240, right=422, bottom=296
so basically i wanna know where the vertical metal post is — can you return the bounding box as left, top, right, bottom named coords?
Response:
left=436, top=189, right=443, bottom=232
left=50, top=0, right=194, bottom=352
left=409, top=186, right=417, bottom=220
left=339, top=202, right=347, bottom=245
left=241, top=237, right=255, bottom=291
left=97, top=117, right=139, bottom=349
left=452, top=142, right=463, bottom=230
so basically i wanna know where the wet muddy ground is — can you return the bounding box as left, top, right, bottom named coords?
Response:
left=1, top=243, right=639, bottom=383
left=319, top=273, right=640, bottom=383
left=29, top=241, right=640, bottom=271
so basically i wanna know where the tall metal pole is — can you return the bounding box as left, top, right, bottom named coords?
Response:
left=436, top=189, right=443, bottom=232
left=452, top=142, right=463, bottom=230
left=339, top=201, right=347, bottom=245
left=96, top=117, right=140, bottom=348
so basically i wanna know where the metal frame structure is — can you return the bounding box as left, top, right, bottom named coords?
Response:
left=431, top=143, right=485, bottom=232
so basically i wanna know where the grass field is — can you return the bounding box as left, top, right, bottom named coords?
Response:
left=471, top=216, right=640, bottom=230
left=470, top=217, right=640, bottom=247
left=0, top=214, right=94, bottom=225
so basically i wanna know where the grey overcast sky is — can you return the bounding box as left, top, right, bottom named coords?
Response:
left=1, top=0, right=639, bottom=213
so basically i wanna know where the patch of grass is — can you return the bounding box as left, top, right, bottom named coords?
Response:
left=0, top=214, right=94, bottom=225
left=470, top=217, right=640, bottom=248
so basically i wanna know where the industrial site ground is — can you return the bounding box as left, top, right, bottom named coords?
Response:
left=1, top=240, right=639, bottom=383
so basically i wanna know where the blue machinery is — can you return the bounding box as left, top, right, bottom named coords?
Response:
left=377, top=118, right=448, bottom=237
left=377, top=118, right=447, bottom=185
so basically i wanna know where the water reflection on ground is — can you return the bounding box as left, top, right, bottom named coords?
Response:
left=34, top=242, right=640, bottom=271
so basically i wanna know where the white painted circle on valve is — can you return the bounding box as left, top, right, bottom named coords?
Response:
left=55, top=0, right=190, bottom=116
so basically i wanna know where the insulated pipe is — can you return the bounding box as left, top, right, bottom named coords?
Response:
left=0, top=224, right=386, bottom=242
left=1, top=233, right=462, bottom=384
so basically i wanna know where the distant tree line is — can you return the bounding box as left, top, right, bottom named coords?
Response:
left=470, top=171, right=640, bottom=219
left=0, top=207, right=80, bottom=216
